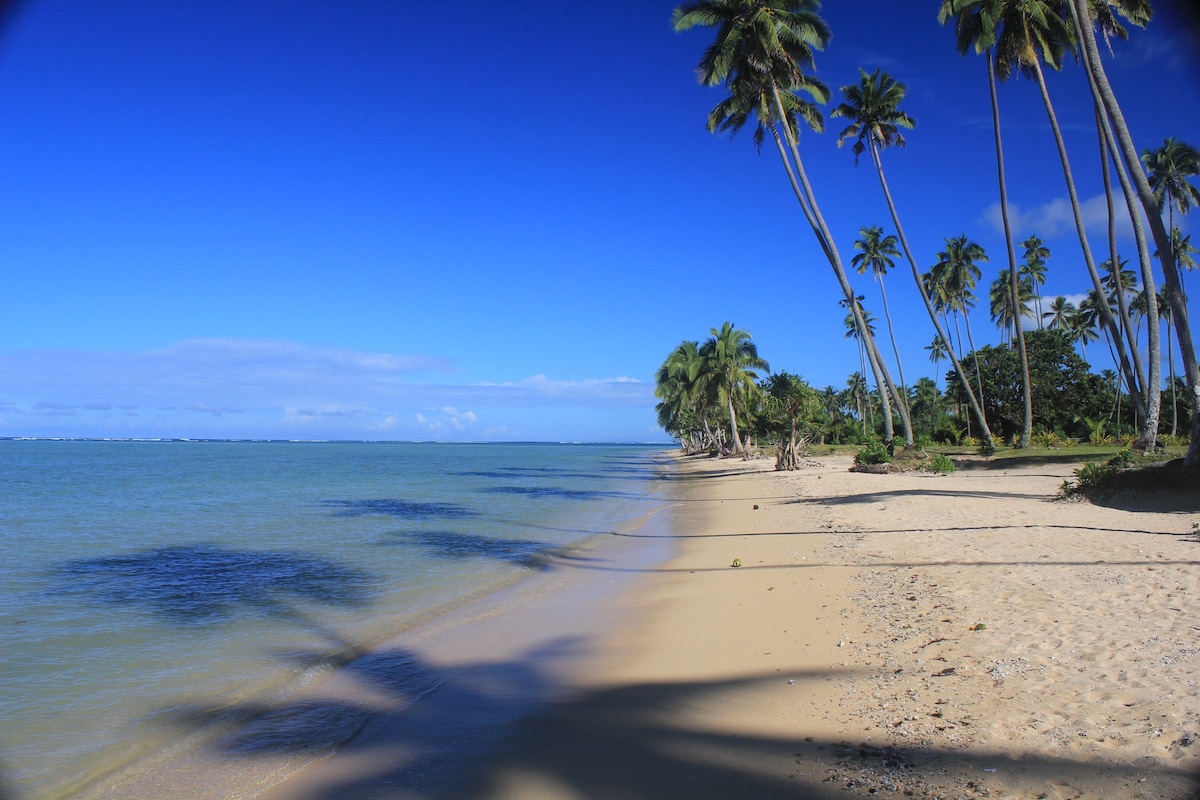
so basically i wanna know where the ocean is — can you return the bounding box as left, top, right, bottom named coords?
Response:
left=0, top=440, right=671, bottom=800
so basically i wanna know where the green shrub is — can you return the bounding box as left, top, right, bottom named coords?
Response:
left=1033, top=428, right=1061, bottom=448
left=926, top=454, right=956, bottom=474
left=855, top=439, right=892, bottom=466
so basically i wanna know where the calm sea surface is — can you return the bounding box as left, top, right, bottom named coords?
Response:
left=0, top=440, right=670, bottom=800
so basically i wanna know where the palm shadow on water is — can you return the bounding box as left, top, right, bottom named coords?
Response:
left=377, top=529, right=562, bottom=570
left=54, top=544, right=376, bottom=630
left=319, top=499, right=476, bottom=520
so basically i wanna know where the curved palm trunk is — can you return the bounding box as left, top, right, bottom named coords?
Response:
left=725, top=391, right=744, bottom=455
left=1031, top=54, right=1151, bottom=435
left=1098, top=112, right=1150, bottom=421
left=986, top=49, right=1033, bottom=447
left=1093, top=97, right=1161, bottom=444
left=767, top=117, right=907, bottom=447
left=867, top=140, right=995, bottom=448
left=1070, top=0, right=1196, bottom=462
left=767, top=88, right=912, bottom=449
left=876, top=276, right=910, bottom=420
left=1167, top=315, right=1178, bottom=437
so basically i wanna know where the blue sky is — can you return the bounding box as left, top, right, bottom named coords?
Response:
left=2, top=1, right=1198, bottom=441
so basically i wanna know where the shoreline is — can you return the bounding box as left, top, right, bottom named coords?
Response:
left=96, top=450, right=1200, bottom=799
left=89, top=450, right=680, bottom=800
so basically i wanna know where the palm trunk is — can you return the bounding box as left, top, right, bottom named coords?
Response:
left=985, top=50, right=1033, bottom=448
left=1097, top=109, right=1150, bottom=422
left=1092, top=96, right=1161, bottom=445
left=868, top=140, right=995, bottom=449
left=1071, top=0, right=1194, bottom=461
left=767, top=112, right=907, bottom=447
left=1032, top=55, right=1150, bottom=433
left=877, top=276, right=911, bottom=421
left=726, top=391, right=743, bottom=455
left=767, top=86, right=913, bottom=449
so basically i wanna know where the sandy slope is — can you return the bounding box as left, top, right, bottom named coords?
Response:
left=457, top=452, right=1200, bottom=800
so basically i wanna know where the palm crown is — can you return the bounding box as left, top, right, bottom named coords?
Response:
left=831, top=68, right=915, bottom=165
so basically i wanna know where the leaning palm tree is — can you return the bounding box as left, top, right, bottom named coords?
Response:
left=672, top=0, right=914, bottom=450
left=655, top=340, right=713, bottom=451
left=832, top=67, right=993, bottom=448
left=938, top=0, right=1035, bottom=446
left=1067, top=0, right=1197, bottom=462
left=851, top=225, right=909, bottom=416
left=699, top=322, right=769, bottom=456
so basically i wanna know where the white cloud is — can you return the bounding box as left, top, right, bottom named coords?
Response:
left=0, top=340, right=659, bottom=441
left=983, top=192, right=1151, bottom=243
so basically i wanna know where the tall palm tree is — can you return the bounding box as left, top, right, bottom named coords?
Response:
left=1144, top=140, right=1200, bottom=300
left=1067, top=0, right=1196, bottom=461
left=1019, top=235, right=1050, bottom=328
left=933, top=235, right=989, bottom=415
left=1154, top=288, right=1180, bottom=438
left=845, top=371, right=871, bottom=436
left=1142, top=137, right=1200, bottom=238
left=699, top=322, right=769, bottom=456
left=941, top=1, right=1150, bottom=442
left=832, top=67, right=994, bottom=447
left=672, top=0, right=914, bottom=449
left=926, top=335, right=951, bottom=392
left=851, top=225, right=909, bottom=417
left=938, top=0, right=1035, bottom=447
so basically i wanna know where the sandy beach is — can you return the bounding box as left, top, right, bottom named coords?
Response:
left=99, top=450, right=1200, bottom=800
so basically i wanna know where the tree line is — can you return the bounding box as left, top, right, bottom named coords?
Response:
left=669, top=0, right=1200, bottom=466
left=654, top=322, right=1191, bottom=466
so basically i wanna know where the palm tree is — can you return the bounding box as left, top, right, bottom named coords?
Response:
left=845, top=371, right=871, bottom=436
left=932, top=235, right=989, bottom=415
left=1072, top=295, right=1101, bottom=362
left=832, top=67, right=993, bottom=448
left=1142, top=137, right=1200, bottom=237
left=1154, top=288, right=1180, bottom=438
left=989, top=270, right=1033, bottom=342
left=1019, top=236, right=1050, bottom=328
left=851, top=225, right=909, bottom=416
left=764, top=371, right=816, bottom=470
left=938, top=0, right=1035, bottom=447
left=672, top=0, right=914, bottom=449
left=655, top=340, right=713, bottom=452
left=1042, top=295, right=1076, bottom=332
left=699, top=322, right=769, bottom=456
left=1144, top=139, right=1200, bottom=298
left=926, top=334, right=951, bottom=391
left=1067, top=0, right=1196, bottom=461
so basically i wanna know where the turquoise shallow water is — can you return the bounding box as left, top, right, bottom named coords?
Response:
left=0, top=441, right=669, bottom=800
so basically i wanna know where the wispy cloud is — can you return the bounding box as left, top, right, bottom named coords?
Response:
left=0, top=339, right=655, bottom=440
left=981, top=192, right=1156, bottom=243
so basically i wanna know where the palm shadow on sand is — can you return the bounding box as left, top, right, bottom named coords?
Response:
left=152, top=640, right=1199, bottom=800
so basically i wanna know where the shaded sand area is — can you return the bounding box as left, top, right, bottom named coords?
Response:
left=98, top=452, right=1200, bottom=800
